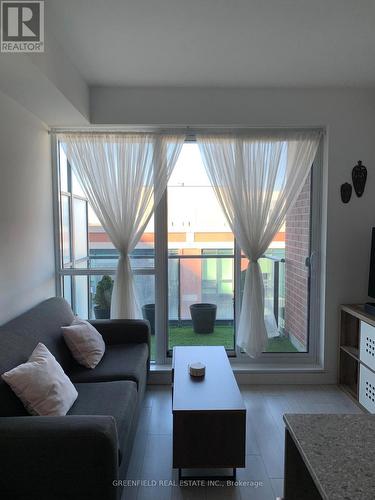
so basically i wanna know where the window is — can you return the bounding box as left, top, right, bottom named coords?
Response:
left=56, top=143, right=155, bottom=356
left=55, top=136, right=321, bottom=364
left=58, top=147, right=89, bottom=318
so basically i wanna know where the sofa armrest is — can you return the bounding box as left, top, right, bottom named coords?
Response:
left=0, top=416, right=119, bottom=500
left=90, top=319, right=151, bottom=347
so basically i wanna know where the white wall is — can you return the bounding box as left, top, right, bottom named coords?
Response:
left=29, top=25, right=90, bottom=121
left=0, top=91, right=55, bottom=324
left=91, top=87, right=375, bottom=382
left=0, top=52, right=90, bottom=127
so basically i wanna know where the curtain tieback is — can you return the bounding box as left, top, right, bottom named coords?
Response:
left=119, top=250, right=129, bottom=260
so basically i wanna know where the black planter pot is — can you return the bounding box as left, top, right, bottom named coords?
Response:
left=142, top=303, right=155, bottom=335
left=94, top=306, right=110, bottom=319
left=189, top=303, right=217, bottom=334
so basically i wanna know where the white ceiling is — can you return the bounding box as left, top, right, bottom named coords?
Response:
left=48, top=0, right=375, bottom=88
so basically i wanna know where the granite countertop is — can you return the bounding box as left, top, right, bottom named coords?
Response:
left=283, top=414, right=375, bottom=500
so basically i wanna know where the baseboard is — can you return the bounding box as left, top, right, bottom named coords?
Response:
left=149, top=364, right=334, bottom=385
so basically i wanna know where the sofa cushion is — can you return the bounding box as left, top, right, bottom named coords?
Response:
left=68, top=343, right=148, bottom=388
left=0, top=298, right=75, bottom=375
left=0, top=298, right=75, bottom=417
left=70, top=380, right=137, bottom=446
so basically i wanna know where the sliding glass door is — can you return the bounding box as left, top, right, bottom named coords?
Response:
left=167, top=144, right=235, bottom=353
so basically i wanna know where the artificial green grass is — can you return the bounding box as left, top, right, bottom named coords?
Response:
left=150, top=325, right=298, bottom=360
left=169, top=325, right=235, bottom=350
left=266, top=335, right=298, bottom=353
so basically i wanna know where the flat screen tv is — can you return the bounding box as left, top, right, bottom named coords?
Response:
left=369, top=228, right=375, bottom=299
left=365, top=228, right=375, bottom=315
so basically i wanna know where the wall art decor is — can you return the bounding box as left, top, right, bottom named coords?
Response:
left=341, top=182, right=352, bottom=204
left=352, top=160, right=367, bottom=197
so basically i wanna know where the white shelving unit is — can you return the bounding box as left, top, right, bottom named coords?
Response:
left=339, top=304, right=375, bottom=412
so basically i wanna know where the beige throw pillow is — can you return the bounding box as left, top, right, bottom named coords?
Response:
left=1, top=343, right=78, bottom=416
left=62, top=318, right=105, bottom=369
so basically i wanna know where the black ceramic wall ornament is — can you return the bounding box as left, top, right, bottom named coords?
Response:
left=341, top=182, right=352, bottom=204
left=352, top=160, right=367, bottom=197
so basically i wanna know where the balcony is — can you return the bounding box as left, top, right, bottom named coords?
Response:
left=61, top=252, right=298, bottom=360
left=167, top=253, right=296, bottom=355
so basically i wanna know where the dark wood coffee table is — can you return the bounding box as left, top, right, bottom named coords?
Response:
left=172, top=346, right=246, bottom=479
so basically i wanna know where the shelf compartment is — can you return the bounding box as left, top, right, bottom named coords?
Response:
left=359, top=364, right=375, bottom=413
left=360, top=321, right=375, bottom=371
left=340, top=345, right=359, bottom=360
left=340, top=309, right=360, bottom=351
left=339, top=348, right=359, bottom=399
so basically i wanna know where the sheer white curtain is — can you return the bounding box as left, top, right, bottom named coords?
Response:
left=60, top=133, right=184, bottom=319
left=198, top=131, right=321, bottom=358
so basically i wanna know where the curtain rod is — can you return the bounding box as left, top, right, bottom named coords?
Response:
left=49, top=126, right=325, bottom=136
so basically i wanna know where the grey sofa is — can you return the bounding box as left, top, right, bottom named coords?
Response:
left=0, top=297, right=150, bottom=500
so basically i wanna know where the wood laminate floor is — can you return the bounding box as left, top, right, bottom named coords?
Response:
left=122, top=385, right=362, bottom=500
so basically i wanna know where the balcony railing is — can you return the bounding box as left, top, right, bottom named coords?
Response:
left=263, top=255, right=285, bottom=329
left=60, top=252, right=285, bottom=331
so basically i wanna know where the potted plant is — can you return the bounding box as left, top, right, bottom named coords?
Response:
left=189, top=303, right=217, bottom=334
left=93, top=275, right=114, bottom=319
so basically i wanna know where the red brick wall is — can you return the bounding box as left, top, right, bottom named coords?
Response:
left=284, top=173, right=311, bottom=351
